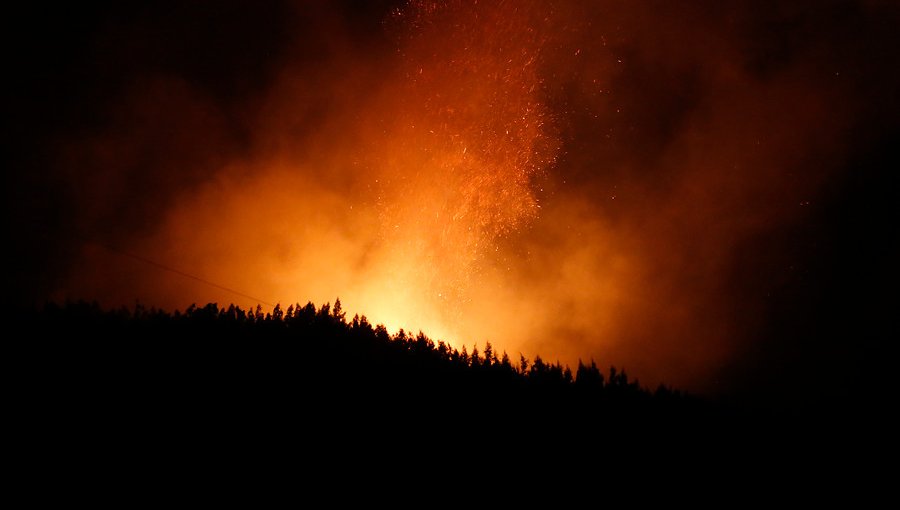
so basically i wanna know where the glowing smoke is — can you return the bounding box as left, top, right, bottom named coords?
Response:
left=39, top=0, right=893, bottom=393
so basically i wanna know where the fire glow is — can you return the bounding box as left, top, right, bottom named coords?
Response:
left=57, top=0, right=855, bottom=392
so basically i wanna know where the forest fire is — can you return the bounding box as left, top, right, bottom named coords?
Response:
left=16, top=0, right=893, bottom=396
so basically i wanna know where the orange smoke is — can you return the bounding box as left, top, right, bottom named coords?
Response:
left=52, top=0, right=874, bottom=393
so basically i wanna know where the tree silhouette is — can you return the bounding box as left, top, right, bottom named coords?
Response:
left=19, top=297, right=708, bottom=451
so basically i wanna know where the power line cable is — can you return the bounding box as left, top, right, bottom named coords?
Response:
left=87, top=239, right=276, bottom=307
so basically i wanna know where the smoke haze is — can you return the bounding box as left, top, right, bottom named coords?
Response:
left=6, top=1, right=897, bottom=397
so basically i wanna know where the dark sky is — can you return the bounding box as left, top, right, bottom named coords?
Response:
left=3, top=0, right=897, bottom=409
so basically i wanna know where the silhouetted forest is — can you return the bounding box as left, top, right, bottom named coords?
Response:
left=16, top=300, right=710, bottom=436
left=12, top=297, right=889, bottom=482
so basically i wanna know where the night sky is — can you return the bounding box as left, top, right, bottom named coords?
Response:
left=3, top=0, right=897, bottom=410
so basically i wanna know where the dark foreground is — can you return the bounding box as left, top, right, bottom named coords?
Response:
left=8, top=301, right=889, bottom=486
